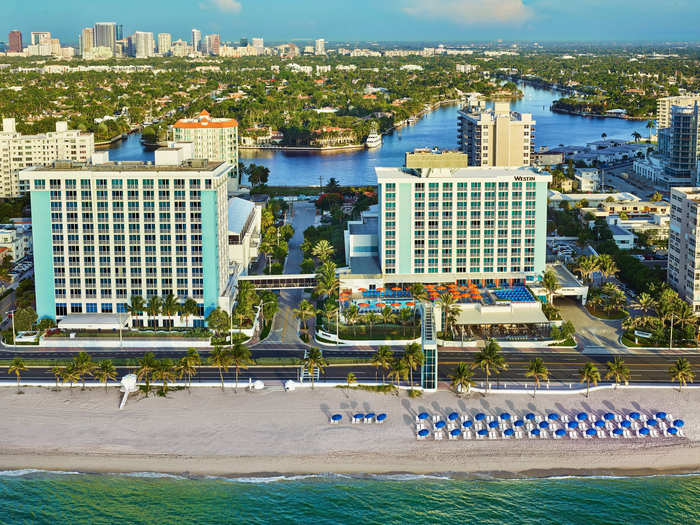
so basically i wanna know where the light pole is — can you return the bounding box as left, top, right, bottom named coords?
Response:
left=8, top=308, right=15, bottom=344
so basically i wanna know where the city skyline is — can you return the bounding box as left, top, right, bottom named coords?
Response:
left=4, top=0, right=700, bottom=44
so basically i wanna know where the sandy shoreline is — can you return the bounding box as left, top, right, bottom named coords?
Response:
left=0, top=387, right=698, bottom=479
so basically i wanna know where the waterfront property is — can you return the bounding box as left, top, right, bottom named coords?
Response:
left=668, top=187, right=700, bottom=313
left=20, top=142, right=242, bottom=327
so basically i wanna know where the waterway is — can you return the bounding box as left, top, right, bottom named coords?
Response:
left=105, top=84, right=649, bottom=187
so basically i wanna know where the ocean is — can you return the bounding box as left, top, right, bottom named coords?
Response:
left=1, top=471, right=698, bottom=524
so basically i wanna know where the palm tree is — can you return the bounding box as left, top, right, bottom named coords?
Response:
left=403, top=342, right=424, bottom=388
left=303, top=347, right=328, bottom=389
left=541, top=269, right=560, bottom=305
left=409, top=283, right=427, bottom=303
left=293, top=299, right=316, bottom=331
left=669, top=357, right=694, bottom=391
left=96, top=360, right=118, bottom=391
left=596, top=254, right=619, bottom=282
left=51, top=365, right=63, bottom=391
left=364, top=312, right=379, bottom=337
left=646, top=119, right=655, bottom=140
left=127, top=295, right=145, bottom=318
left=471, top=339, right=508, bottom=393
left=525, top=357, right=550, bottom=397
left=573, top=255, right=599, bottom=284
left=312, top=239, right=334, bottom=262
left=579, top=362, right=601, bottom=398
left=146, top=295, right=162, bottom=328
left=605, top=356, right=630, bottom=388
left=61, top=363, right=81, bottom=390
left=137, top=352, right=157, bottom=396
left=380, top=305, right=395, bottom=326
left=399, top=308, right=413, bottom=337
left=161, top=293, right=179, bottom=330
left=152, top=359, right=176, bottom=395
left=8, top=357, right=27, bottom=393
left=320, top=302, right=339, bottom=332
left=346, top=372, right=357, bottom=387
left=74, top=352, right=97, bottom=390
left=437, top=293, right=458, bottom=336
left=371, top=345, right=393, bottom=383
left=179, top=297, right=199, bottom=328
left=635, top=292, right=656, bottom=323
left=209, top=346, right=232, bottom=391
left=387, top=357, right=409, bottom=388
left=632, top=131, right=642, bottom=142
left=344, top=304, right=360, bottom=335
left=230, top=342, right=252, bottom=392
left=176, top=348, right=201, bottom=389
left=449, top=362, right=475, bottom=395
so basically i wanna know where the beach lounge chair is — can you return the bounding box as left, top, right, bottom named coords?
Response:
left=540, top=431, right=548, bottom=439
left=463, top=431, right=472, bottom=440
left=435, top=431, right=444, bottom=441
left=569, top=431, right=578, bottom=439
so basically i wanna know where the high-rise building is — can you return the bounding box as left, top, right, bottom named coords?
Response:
left=0, top=119, right=94, bottom=198
left=205, top=34, right=220, bottom=56
left=20, top=143, right=235, bottom=325
left=458, top=99, right=535, bottom=167
left=191, top=29, right=201, bottom=52
left=315, top=38, right=325, bottom=55
left=657, top=95, right=700, bottom=129
left=157, top=33, right=172, bottom=55
left=170, top=110, right=239, bottom=189
left=93, top=22, right=116, bottom=54
left=79, top=27, right=93, bottom=56
left=657, top=103, right=700, bottom=186
left=668, top=187, right=700, bottom=313
left=239, top=37, right=248, bottom=47
left=252, top=37, right=264, bottom=51
left=133, top=31, right=155, bottom=58
left=8, top=31, right=22, bottom=53
left=30, top=32, right=50, bottom=45
left=116, top=24, right=124, bottom=41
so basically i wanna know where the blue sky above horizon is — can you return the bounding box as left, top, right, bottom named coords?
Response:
left=4, top=0, right=700, bottom=44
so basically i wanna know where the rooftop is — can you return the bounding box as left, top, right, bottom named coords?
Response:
left=173, top=110, right=238, bottom=129
left=23, top=159, right=228, bottom=173
left=349, top=256, right=381, bottom=276
left=228, top=197, right=255, bottom=234
left=348, top=216, right=378, bottom=235
left=609, top=224, right=635, bottom=237
left=376, top=166, right=551, bottom=182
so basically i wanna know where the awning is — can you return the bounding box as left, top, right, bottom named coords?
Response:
left=58, top=313, right=131, bottom=330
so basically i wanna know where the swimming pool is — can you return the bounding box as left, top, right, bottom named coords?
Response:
left=350, top=298, right=416, bottom=311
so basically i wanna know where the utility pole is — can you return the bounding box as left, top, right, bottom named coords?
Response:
left=8, top=309, right=15, bottom=344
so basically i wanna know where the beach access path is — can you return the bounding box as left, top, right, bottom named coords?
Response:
left=0, top=387, right=697, bottom=478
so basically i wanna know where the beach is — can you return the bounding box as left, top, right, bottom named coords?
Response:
left=0, top=386, right=698, bottom=478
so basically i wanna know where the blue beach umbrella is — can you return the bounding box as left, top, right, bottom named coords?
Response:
left=585, top=428, right=597, bottom=436
left=656, top=412, right=667, bottom=420
left=365, top=412, right=376, bottom=420
left=418, top=429, right=429, bottom=437
left=629, top=412, right=641, bottom=420
left=353, top=413, right=364, bottom=420
left=377, top=413, right=387, bottom=422
left=594, top=420, right=606, bottom=428
left=548, top=413, right=559, bottom=421
left=639, top=427, right=650, bottom=436
left=450, top=428, right=461, bottom=437
left=462, top=420, right=473, bottom=428
left=488, top=420, right=499, bottom=429
left=531, top=429, right=541, bottom=436
left=418, top=412, right=429, bottom=420
left=538, top=421, right=549, bottom=429
left=555, top=429, right=566, bottom=437
left=448, top=412, right=459, bottom=421
left=621, top=420, right=631, bottom=428
left=668, top=427, right=679, bottom=435
left=514, top=420, right=525, bottom=427
left=331, top=414, right=342, bottom=421
left=478, top=429, right=489, bottom=436
left=475, top=413, right=486, bottom=421
left=673, top=419, right=685, bottom=428
left=567, top=421, right=579, bottom=429
left=604, top=412, right=615, bottom=421
left=525, top=413, right=536, bottom=421
left=577, top=412, right=588, bottom=421
left=500, top=412, right=511, bottom=421
left=613, top=428, right=623, bottom=436
left=435, top=420, right=446, bottom=429
left=504, top=428, right=514, bottom=436
left=647, top=419, right=658, bottom=427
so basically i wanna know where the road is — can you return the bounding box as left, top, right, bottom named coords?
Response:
left=2, top=352, right=698, bottom=385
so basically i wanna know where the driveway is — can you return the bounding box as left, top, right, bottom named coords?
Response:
left=557, top=297, right=625, bottom=352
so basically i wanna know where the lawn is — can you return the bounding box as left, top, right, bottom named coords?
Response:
left=586, top=304, right=627, bottom=320
left=326, top=322, right=420, bottom=341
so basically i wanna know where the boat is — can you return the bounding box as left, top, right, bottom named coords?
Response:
left=365, top=130, right=382, bottom=149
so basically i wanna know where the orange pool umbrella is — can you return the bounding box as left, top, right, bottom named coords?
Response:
left=436, top=286, right=446, bottom=290
left=406, top=301, right=415, bottom=306
left=391, top=302, right=401, bottom=307
left=358, top=303, right=369, bottom=307
left=392, top=287, right=401, bottom=291
left=375, top=302, right=386, bottom=307
left=358, top=288, right=367, bottom=291
left=460, top=285, right=468, bottom=290
left=377, top=287, right=384, bottom=291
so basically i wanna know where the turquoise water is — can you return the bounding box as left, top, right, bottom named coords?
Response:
left=2, top=471, right=699, bottom=524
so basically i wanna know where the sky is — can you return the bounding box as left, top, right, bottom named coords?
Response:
left=4, top=0, right=700, bottom=44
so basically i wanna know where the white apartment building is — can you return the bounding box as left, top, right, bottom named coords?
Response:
left=20, top=144, right=234, bottom=327
left=227, top=197, right=260, bottom=274
left=133, top=32, right=155, bottom=58
left=0, top=119, right=94, bottom=198
left=191, top=29, right=202, bottom=53
left=157, top=33, right=172, bottom=55
left=364, top=164, right=551, bottom=287
left=0, top=227, right=30, bottom=261
left=458, top=100, right=535, bottom=167
left=657, top=95, right=700, bottom=129
left=170, top=110, right=239, bottom=191
left=668, top=187, right=700, bottom=312
left=315, top=38, right=326, bottom=55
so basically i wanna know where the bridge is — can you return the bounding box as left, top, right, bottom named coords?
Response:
left=238, top=273, right=318, bottom=290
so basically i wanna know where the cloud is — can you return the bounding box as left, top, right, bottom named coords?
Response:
left=402, top=0, right=533, bottom=25
left=200, top=0, right=242, bottom=13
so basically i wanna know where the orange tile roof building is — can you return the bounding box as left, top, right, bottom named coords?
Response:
left=170, top=110, right=239, bottom=188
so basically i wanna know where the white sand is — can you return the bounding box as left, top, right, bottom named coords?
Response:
left=0, top=386, right=698, bottom=477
